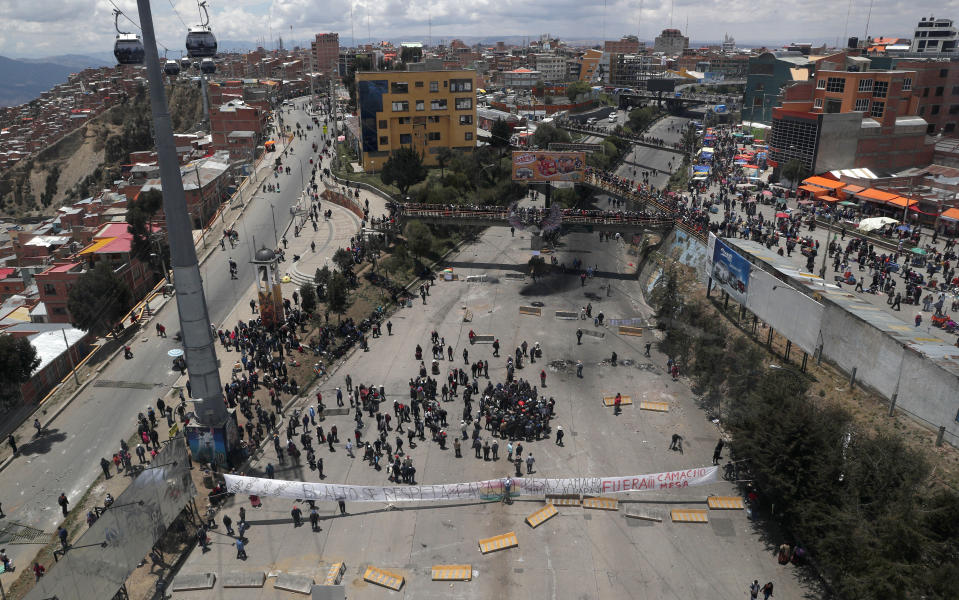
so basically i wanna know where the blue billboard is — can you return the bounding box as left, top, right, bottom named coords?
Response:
left=711, top=238, right=751, bottom=303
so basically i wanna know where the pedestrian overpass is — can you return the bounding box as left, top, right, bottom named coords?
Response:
left=390, top=206, right=675, bottom=235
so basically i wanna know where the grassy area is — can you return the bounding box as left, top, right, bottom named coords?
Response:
left=750, top=127, right=767, bottom=141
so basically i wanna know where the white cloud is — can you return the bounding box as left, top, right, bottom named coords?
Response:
left=0, top=0, right=958, bottom=58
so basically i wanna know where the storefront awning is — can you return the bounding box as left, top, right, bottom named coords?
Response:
left=856, top=188, right=900, bottom=203
left=819, top=195, right=840, bottom=203
left=802, top=175, right=845, bottom=190
left=886, top=196, right=917, bottom=208
left=799, top=185, right=825, bottom=194
left=941, top=207, right=959, bottom=222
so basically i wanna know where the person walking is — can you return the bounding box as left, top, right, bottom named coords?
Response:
left=309, top=507, right=320, bottom=531
left=576, top=329, right=583, bottom=344
left=33, top=562, right=45, bottom=581
left=761, top=581, right=774, bottom=600
left=57, top=526, right=68, bottom=549
left=291, top=505, right=302, bottom=527
left=223, top=514, right=234, bottom=536
left=338, top=499, right=347, bottom=515
left=576, top=361, right=583, bottom=377
left=555, top=426, right=564, bottom=446
left=8, top=434, right=17, bottom=456
left=525, top=453, right=535, bottom=474
left=749, top=580, right=760, bottom=599
left=57, top=492, right=69, bottom=517
left=453, top=437, right=461, bottom=458
left=712, top=440, right=724, bottom=465
left=265, top=463, right=275, bottom=479
left=235, top=537, right=247, bottom=559
left=100, top=457, right=111, bottom=478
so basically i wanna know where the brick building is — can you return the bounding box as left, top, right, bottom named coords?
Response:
left=313, top=33, right=340, bottom=76
left=210, top=100, right=267, bottom=160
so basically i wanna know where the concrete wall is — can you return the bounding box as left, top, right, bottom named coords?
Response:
left=816, top=112, right=860, bottom=172
left=644, top=228, right=959, bottom=445
left=818, top=304, right=904, bottom=399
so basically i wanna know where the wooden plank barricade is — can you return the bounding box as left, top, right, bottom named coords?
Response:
left=478, top=531, right=518, bottom=554
left=670, top=509, right=709, bottom=523
left=323, top=562, right=345, bottom=586
left=582, top=497, right=619, bottom=511
left=519, top=306, right=542, bottom=316
left=363, top=566, right=404, bottom=590
left=602, top=395, right=632, bottom=407
left=432, top=565, right=472, bottom=581
left=618, top=325, right=644, bottom=336
left=525, top=504, right=558, bottom=528
left=707, top=496, right=745, bottom=510
left=639, top=401, right=669, bottom=412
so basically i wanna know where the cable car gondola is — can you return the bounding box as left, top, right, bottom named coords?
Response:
left=180, top=57, right=191, bottom=69
left=185, top=1, right=217, bottom=58
left=164, top=60, right=181, bottom=76
left=113, top=10, right=144, bottom=65
left=200, top=58, right=216, bottom=75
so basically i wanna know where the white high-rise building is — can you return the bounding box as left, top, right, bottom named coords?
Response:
left=910, top=16, right=958, bottom=54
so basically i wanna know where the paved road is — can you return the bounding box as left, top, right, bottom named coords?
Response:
left=0, top=98, right=327, bottom=584
left=617, top=115, right=690, bottom=190
left=174, top=205, right=813, bottom=599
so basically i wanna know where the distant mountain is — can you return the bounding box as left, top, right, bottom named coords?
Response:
left=0, top=56, right=79, bottom=107
left=20, top=54, right=113, bottom=70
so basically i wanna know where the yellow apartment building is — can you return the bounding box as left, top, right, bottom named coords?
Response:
left=355, top=70, right=478, bottom=172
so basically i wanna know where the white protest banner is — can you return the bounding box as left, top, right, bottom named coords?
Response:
left=223, top=466, right=718, bottom=502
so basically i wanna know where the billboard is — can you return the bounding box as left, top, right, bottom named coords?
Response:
left=646, top=78, right=676, bottom=93
left=711, top=236, right=751, bottom=304
left=511, top=151, right=585, bottom=182
left=745, top=269, right=824, bottom=355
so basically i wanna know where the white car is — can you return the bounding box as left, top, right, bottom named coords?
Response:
left=608, top=113, right=617, bottom=122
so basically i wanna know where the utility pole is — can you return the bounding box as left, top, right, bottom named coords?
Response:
left=61, top=327, right=80, bottom=386
left=135, top=0, right=231, bottom=463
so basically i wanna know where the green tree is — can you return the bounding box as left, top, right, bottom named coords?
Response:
left=566, top=80, right=591, bottom=103
left=404, top=220, right=433, bottom=258
left=782, top=158, right=808, bottom=191
left=489, top=118, right=513, bottom=151
left=67, top=261, right=132, bottom=336
left=325, top=271, right=350, bottom=321
left=126, top=189, right=165, bottom=263
left=299, top=282, right=317, bottom=313
left=40, top=165, right=61, bottom=207
left=627, top=105, right=659, bottom=133
left=0, top=334, right=41, bottom=400
left=332, top=247, right=355, bottom=273
left=435, top=147, right=453, bottom=179
left=532, top=80, right=545, bottom=98
left=530, top=123, right=570, bottom=149
left=380, top=147, right=426, bottom=195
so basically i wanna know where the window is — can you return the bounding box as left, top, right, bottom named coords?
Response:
left=902, top=77, right=912, bottom=91
left=923, top=87, right=930, bottom=97
left=946, top=123, right=956, bottom=133
left=414, top=81, right=424, bottom=87
left=931, top=104, right=940, bottom=115
left=430, top=99, right=448, bottom=110
left=455, top=97, right=473, bottom=110
left=391, top=101, right=409, bottom=112
left=390, top=81, right=408, bottom=94
left=398, top=117, right=411, bottom=124
left=378, top=120, right=387, bottom=129
left=464, top=132, right=473, bottom=141
left=936, top=86, right=945, bottom=96
left=379, top=136, right=388, bottom=145
left=429, top=81, right=439, bottom=92
left=814, top=98, right=824, bottom=108
left=816, top=79, right=826, bottom=89
left=871, top=101, right=885, bottom=118
left=43, top=283, right=56, bottom=295
left=459, top=115, right=473, bottom=125
left=428, top=132, right=441, bottom=141
left=941, top=68, right=949, bottom=77
left=872, top=81, right=888, bottom=98
left=855, top=98, right=870, bottom=112
left=953, top=85, right=959, bottom=95
left=449, top=78, right=472, bottom=92
left=919, top=106, right=926, bottom=115
left=753, top=96, right=763, bottom=107
left=826, top=77, right=845, bottom=93
left=858, top=78, right=873, bottom=92
left=755, top=82, right=765, bottom=92
left=53, top=307, right=66, bottom=315
left=415, top=100, right=425, bottom=111
left=399, top=133, right=412, bottom=144
left=950, top=104, right=959, bottom=115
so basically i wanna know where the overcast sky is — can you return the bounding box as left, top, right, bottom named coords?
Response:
left=1, top=0, right=957, bottom=58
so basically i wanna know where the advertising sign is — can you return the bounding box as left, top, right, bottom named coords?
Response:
left=711, top=237, right=751, bottom=303
left=512, top=151, right=585, bottom=182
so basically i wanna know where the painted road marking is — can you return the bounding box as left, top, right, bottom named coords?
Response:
left=432, top=565, right=472, bottom=581
left=671, top=509, right=709, bottom=523
left=478, top=531, right=518, bottom=554
left=525, top=504, right=558, bottom=528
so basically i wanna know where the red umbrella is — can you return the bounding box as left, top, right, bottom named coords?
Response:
left=775, top=212, right=790, bottom=218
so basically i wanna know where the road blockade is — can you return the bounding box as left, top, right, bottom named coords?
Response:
left=432, top=565, right=472, bottom=581
left=707, top=496, right=745, bottom=510
left=323, top=562, right=345, bottom=585
left=478, top=531, right=518, bottom=554
left=603, top=395, right=632, bottom=406
left=525, top=503, right=558, bottom=528
left=363, top=566, right=404, bottom=590
left=671, top=509, right=709, bottom=523
left=639, top=400, right=669, bottom=412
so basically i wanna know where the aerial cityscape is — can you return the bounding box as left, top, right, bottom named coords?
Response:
left=0, top=1, right=957, bottom=599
